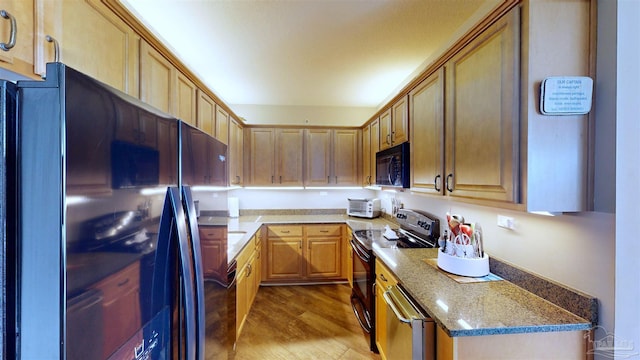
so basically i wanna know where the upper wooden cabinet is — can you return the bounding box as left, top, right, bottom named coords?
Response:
left=196, top=89, right=215, bottom=136
left=444, top=8, right=519, bottom=203
left=305, top=129, right=360, bottom=187
left=140, top=41, right=173, bottom=114
left=175, top=72, right=197, bottom=125
left=34, top=0, right=140, bottom=95
left=0, top=0, right=36, bottom=78
left=215, top=105, right=229, bottom=145
left=247, top=128, right=304, bottom=186
left=379, top=96, right=409, bottom=150
left=362, top=119, right=379, bottom=186
left=229, top=117, right=244, bottom=186
left=410, top=69, right=444, bottom=194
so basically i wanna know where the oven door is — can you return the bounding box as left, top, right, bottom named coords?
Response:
left=350, top=238, right=377, bottom=351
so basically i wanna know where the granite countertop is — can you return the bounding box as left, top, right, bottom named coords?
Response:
left=198, top=214, right=396, bottom=262
left=375, top=248, right=592, bottom=337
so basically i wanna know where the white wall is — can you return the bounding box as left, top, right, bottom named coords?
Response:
left=229, top=188, right=374, bottom=210
left=614, top=0, right=640, bottom=358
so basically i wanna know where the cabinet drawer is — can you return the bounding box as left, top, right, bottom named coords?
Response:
left=375, top=259, right=398, bottom=290
left=93, top=261, right=140, bottom=303
left=199, top=226, right=227, bottom=242
left=267, top=225, right=303, bottom=237
left=305, top=224, right=342, bottom=237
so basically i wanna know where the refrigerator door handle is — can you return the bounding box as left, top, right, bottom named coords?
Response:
left=166, top=187, right=198, bottom=360
left=181, top=185, right=206, bottom=360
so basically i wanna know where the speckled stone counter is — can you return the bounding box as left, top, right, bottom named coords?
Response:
left=375, top=248, right=591, bottom=337
left=198, top=214, right=395, bottom=263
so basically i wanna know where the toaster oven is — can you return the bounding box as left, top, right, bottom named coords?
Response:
left=347, top=198, right=381, bottom=218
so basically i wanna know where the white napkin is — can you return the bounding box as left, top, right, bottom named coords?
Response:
left=383, top=225, right=399, bottom=240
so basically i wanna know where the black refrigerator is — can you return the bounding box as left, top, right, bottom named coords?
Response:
left=1, top=63, right=228, bottom=359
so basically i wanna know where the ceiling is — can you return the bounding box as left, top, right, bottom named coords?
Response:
left=122, top=0, right=496, bottom=124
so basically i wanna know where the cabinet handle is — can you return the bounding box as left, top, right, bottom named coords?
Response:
left=320, top=230, right=329, bottom=233
left=45, top=35, right=60, bottom=62
left=380, top=274, right=388, bottom=283
left=117, top=278, right=130, bottom=287
left=279, top=175, right=282, bottom=184
left=391, top=131, right=395, bottom=144
left=334, top=176, right=338, bottom=184
left=366, top=175, right=371, bottom=185
left=246, top=264, right=252, bottom=277
left=236, top=175, right=240, bottom=184
left=271, top=175, right=274, bottom=184
left=434, top=174, right=441, bottom=192
left=445, top=173, right=454, bottom=193
left=280, top=230, right=290, bottom=234
left=299, top=241, right=302, bottom=249
left=327, top=176, right=330, bottom=184
left=0, top=10, right=17, bottom=51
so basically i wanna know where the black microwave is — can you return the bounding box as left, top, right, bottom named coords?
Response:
left=376, top=142, right=410, bottom=188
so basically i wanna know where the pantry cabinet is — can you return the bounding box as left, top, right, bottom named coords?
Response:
left=305, top=129, right=360, bottom=187
left=264, top=224, right=344, bottom=283
left=247, top=128, right=304, bottom=186
left=379, top=96, right=408, bottom=150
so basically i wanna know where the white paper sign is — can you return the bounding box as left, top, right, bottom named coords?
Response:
left=540, top=76, right=593, bottom=115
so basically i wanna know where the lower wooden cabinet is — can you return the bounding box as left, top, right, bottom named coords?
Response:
left=375, top=259, right=398, bottom=360
left=236, top=234, right=261, bottom=339
left=91, top=261, right=141, bottom=360
left=199, top=226, right=227, bottom=282
left=264, top=224, right=344, bottom=283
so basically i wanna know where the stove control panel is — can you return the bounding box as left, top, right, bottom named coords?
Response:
left=395, top=209, right=440, bottom=239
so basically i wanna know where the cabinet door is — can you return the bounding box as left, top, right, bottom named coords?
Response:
left=176, top=72, right=196, bottom=125
left=379, top=109, right=392, bottom=150
left=276, top=128, right=304, bottom=186
left=92, top=261, right=141, bottom=359
left=305, top=129, right=332, bottom=186
left=370, top=119, right=380, bottom=181
left=333, top=129, right=359, bottom=186
left=60, top=0, right=139, bottom=95
left=375, top=259, right=398, bottom=360
left=215, top=105, right=229, bottom=144
left=410, top=69, right=444, bottom=194
left=248, top=128, right=275, bottom=185
left=200, top=226, right=227, bottom=280
left=229, top=117, right=243, bottom=185
left=0, top=0, right=35, bottom=77
left=362, top=124, right=371, bottom=186
left=157, top=119, right=177, bottom=185
left=391, top=96, right=409, bottom=145
left=236, top=265, right=249, bottom=338
left=445, top=10, right=519, bottom=203
left=266, top=239, right=303, bottom=281
left=306, top=237, right=341, bottom=278
left=196, top=89, right=215, bottom=136
left=140, top=41, right=174, bottom=114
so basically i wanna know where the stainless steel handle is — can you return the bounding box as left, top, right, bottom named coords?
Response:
left=386, top=134, right=391, bottom=145
left=366, top=175, right=371, bottom=185
left=0, top=10, right=17, bottom=51
left=271, top=175, right=274, bottom=183
left=246, top=263, right=252, bottom=277
left=383, top=289, right=412, bottom=323
left=280, top=175, right=282, bottom=184
left=434, top=174, right=441, bottom=192
left=236, top=175, right=240, bottom=184
left=45, top=35, right=60, bottom=62
left=327, top=176, right=330, bottom=183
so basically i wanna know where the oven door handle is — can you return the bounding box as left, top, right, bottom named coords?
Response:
left=350, top=239, right=370, bottom=262
left=383, top=285, right=424, bottom=323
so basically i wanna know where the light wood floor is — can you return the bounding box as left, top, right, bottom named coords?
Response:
left=234, top=284, right=381, bottom=360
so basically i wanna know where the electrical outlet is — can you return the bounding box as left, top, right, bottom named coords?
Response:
left=497, top=215, right=515, bottom=230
